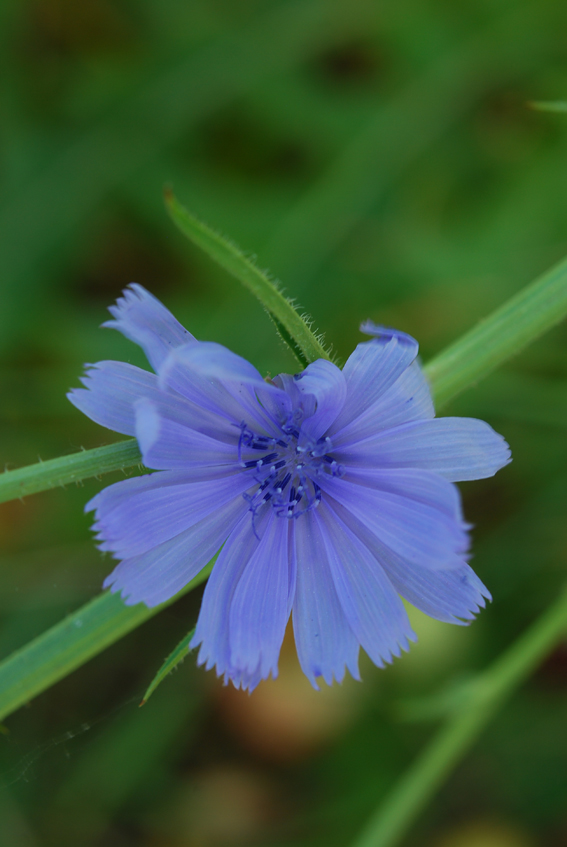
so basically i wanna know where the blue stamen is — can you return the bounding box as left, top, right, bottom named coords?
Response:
left=239, top=419, right=340, bottom=525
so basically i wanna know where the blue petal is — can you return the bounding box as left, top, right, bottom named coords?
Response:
left=331, top=361, right=434, bottom=445
left=272, top=372, right=316, bottom=419
left=68, top=360, right=239, bottom=441
left=360, top=322, right=419, bottom=348
left=329, top=329, right=420, bottom=435
left=103, top=284, right=194, bottom=371
left=191, top=513, right=263, bottom=687
left=316, top=502, right=416, bottom=667
left=320, top=469, right=469, bottom=570
left=292, top=360, right=347, bottom=446
left=228, top=511, right=294, bottom=682
left=159, top=342, right=288, bottom=433
left=88, top=470, right=251, bottom=559
left=67, top=361, right=161, bottom=436
left=134, top=397, right=239, bottom=471
left=331, top=498, right=490, bottom=624
left=336, top=417, right=511, bottom=481
left=386, top=558, right=490, bottom=624
left=292, top=512, right=360, bottom=687
left=103, top=494, right=248, bottom=607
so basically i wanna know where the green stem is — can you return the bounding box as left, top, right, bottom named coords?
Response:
left=423, top=253, right=567, bottom=407
left=351, top=585, right=567, bottom=847
left=0, top=563, right=213, bottom=723
left=0, top=439, right=141, bottom=505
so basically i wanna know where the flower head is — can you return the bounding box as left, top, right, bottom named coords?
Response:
left=69, top=285, right=511, bottom=690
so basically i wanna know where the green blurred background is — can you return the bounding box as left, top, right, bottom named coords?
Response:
left=1, top=0, right=567, bottom=844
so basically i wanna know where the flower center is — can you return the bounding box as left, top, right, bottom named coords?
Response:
left=237, top=421, right=344, bottom=529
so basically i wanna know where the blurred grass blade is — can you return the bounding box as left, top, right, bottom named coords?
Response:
left=529, top=100, right=567, bottom=112
left=264, top=4, right=552, bottom=285
left=50, top=675, right=197, bottom=842
left=0, top=0, right=377, bottom=354
left=141, top=627, right=196, bottom=705
left=165, top=190, right=330, bottom=367
left=424, top=252, right=567, bottom=407
left=351, top=584, right=567, bottom=847
left=0, top=565, right=212, bottom=723
left=395, top=674, right=478, bottom=723
left=0, top=439, right=142, bottom=505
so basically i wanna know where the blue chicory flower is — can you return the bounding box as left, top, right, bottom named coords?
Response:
left=68, top=285, right=511, bottom=691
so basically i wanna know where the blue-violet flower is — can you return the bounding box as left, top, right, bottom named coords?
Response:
left=69, top=285, right=511, bottom=690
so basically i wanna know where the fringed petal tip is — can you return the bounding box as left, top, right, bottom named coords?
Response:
left=360, top=321, right=419, bottom=351
left=225, top=666, right=273, bottom=693
left=102, top=573, right=137, bottom=605
left=319, top=642, right=407, bottom=688
left=191, top=631, right=279, bottom=694
left=103, top=283, right=172, bottom=328
left=67, top=360, right=163, bottom=437
left=102, top=571, right=162, bottom=608
left=305, top=631, right=415, bottom=686
left=194, top=653, right=269, bottom=694
left=102, top=283, right=194, bottom=372
left=445, top=567, right=492, bottom=626
left=375, top=628, right=418, bottom=666
left=302, top=657, right=362, bottom=691
left=451, top=596, right=489, bottom=627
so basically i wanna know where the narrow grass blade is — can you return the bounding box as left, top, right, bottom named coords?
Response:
left=141, top=627, right=196, bottom=705
left=0, top=439, right=142, bottom=505
left=0, top=564, right=213, bottom=723
left=165, top=190, right=330, bottom=367
left=351, top=585, right=567, bottom=847
left=424, top=253, right=567, bottom=407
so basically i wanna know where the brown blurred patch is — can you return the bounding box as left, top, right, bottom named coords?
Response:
left=18, top=0, right=140, bottom=115
left=215, top=626, right=363, bottom=763
left=74, top=214, right=191, bottom=304
left=475, top=87, right=545, bottom=163
left=26, top=0, right=136, bottom=56
left=435, top=819, right=536, bottom=847
left=314, top=39, right=388, bottom=86
left=197, top=107, right=310, bottom=181
left=0, top=498, right=42, bottom=553
left=148, top=765, right=281, bottom=847
left=535, top=641, right=567, bottom=690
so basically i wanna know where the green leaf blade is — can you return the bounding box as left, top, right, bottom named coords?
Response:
left=351, top=585, right=567, bottom=847
left=165, top=190, right=330, bottom=366
left=529, top=100, right=567, bottom=113
left=425, top=253, right=567, bottom=407
left=141, top=627, right=196, bottom=705
left=0, top=563, right=213, bottom=723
